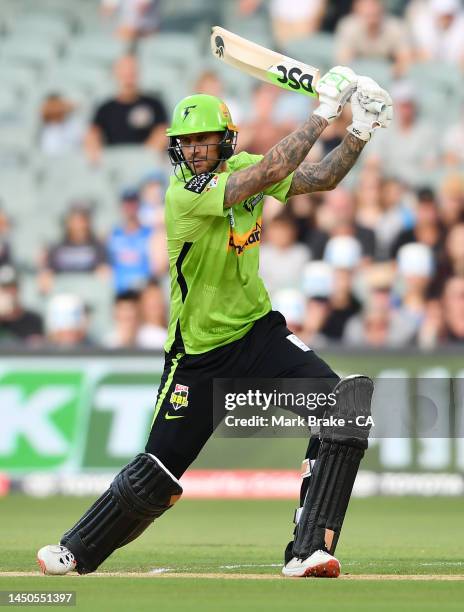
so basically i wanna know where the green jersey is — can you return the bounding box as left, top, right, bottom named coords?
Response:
left=164, top=151, right=293, bottom=354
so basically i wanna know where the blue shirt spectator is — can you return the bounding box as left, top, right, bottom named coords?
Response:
left=108, top=188, right=153, bottom=293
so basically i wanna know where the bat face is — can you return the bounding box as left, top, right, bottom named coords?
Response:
left=211, top=26, right=320, bottom=98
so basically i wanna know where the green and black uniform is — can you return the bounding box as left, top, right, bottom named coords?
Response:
left=146, top=152, right=338, bottom=478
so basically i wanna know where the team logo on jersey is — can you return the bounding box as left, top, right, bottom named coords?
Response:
left=184, top=172, right=213, bottom=193
left=206, top=175, right=219, bottom=191
left=228, top=219, right=262, bottom=255
left=170, top=383, right=189, bottom=411
left=243, top=192, right=263, bottom=214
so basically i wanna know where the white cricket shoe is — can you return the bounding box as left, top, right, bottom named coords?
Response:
left=37, top=545, right=77, bottom=575
left=282, top=550, right=340, bottom=578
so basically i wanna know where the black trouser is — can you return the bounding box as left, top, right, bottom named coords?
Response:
left=145, top=311, right=339, bottom=479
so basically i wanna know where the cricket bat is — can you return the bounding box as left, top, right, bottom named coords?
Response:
left=211, top=26, right=320, bottom=98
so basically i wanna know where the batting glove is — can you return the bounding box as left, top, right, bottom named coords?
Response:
left=313, top=66, right=357, bottom=124
left=347, top=76, right=393, bottom=141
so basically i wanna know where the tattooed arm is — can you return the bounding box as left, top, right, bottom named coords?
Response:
left=287, top=133, right=366, bottom=197
left=223, top=115, right=328, bottom=208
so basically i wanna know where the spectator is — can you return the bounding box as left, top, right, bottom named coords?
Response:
left=307, top=187, right=376, bottom=260
left=193, top=70, right=242, bottom=127
left=0, top=209, right=12, bottom=266
left=137, top=279, right=167, bottom=349
left=0, top=265, right=43, bottom=345
left=107, top=188, right=153, bottom=294
left=39, top=204, right=109, bottom=294
left=104, top=290, right=141, bottom=348
left=237, top=83, right=295, bottom=154
left=440, top=276, right=464, bottom=342
left=368, top=81, right=438, bottom=186
left=408, top=0, right=464, bottom=65
left=260, top=213, right=311, bottom=296
left=323, top=236, right=362, bottom=339
left=433, top=223, right=464, bottom=293
left=84, top=55, right=168, bottom=163
left=335, top=0, right=411, bottom=74
left=269, top=0, right=326, bottom=46
left=374, top=176, right=415, bottom=260
left=396, top=242, right=434, bottom=330
left=343, top=300, right=416, bottom=347
left=45, top=294, right=92, bottom=348
left=442, top=111, right=464, bottom=166
left=273, top=288, right=307, bottom=335
left=301, top=261, right=334, bottom=347
left=39, top=94, right=84, bottom=157
left=438, top=174, right=464, bottom=229
left=138, top=170, right=166, bottom=230
left=344, top=263, right=416, bottom=347
left=390, top=188, right=444, bottom=259
left=101, top=0, right=161, bottom=41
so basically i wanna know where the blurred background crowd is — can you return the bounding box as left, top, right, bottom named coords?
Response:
left=1, top=0, right=464, bottom=350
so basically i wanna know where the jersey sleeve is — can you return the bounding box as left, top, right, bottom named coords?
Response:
left=166, top=171, right=230, bottom=242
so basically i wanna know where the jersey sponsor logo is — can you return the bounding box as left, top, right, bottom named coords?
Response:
left=170, top=383, right=189, bottom=410
left=243, top=192, right=264, bottom=214
left=286, top=334, right=311, bottom=352
left=165, top=413, right=185, bottom=420
left=228, top=220, right=262, bottom=255
left=184, top=173, right=213, bottom=194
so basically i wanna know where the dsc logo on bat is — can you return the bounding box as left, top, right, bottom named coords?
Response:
left=268, top=61, right=316, bottom=95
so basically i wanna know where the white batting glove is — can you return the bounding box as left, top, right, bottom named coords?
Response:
left=313, top=66, right=357, bottom=124
left=347, top=76, right=393, bottom=141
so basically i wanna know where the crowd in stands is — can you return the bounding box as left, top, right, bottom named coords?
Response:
left=1, top=0, right=464, bottom=350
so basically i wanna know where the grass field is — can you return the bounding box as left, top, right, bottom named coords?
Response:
left=1, top=495, right=464, bottom=611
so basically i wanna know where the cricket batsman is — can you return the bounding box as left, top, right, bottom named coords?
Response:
left=38, top=67, right=391, bottom=578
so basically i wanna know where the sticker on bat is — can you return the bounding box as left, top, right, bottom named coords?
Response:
left=267, top=62, right=316, bottom=96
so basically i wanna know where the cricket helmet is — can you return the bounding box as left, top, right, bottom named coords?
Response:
left=167, top=94, right=238, bottom=180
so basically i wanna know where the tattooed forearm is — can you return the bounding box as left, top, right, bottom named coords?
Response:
left=224, top=115, right=328, bottom=207
left=287, top=133, right=366, bottom=196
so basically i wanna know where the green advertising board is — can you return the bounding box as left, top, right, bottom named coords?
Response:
left=0, top=351, right=463, bottom=475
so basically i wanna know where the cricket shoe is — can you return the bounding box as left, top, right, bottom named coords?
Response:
left=37, top=545, right=76, bottom=575
left=282, top=550, right=340, bottom=578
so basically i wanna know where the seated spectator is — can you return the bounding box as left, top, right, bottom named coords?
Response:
left=390, top=188, right=444, bottom=259
left=306, top=187, right=375, bottom=260
left=137, top=279, right=167, bottom=349
left=344, top=264, right=416, bottom=347
left=193, top=70, right=242, bottom=127
left=301, top=261, right=334, bottom=347
left=323, top=236, right=362, bottom=339
left=335, top=0, right=411, bottom=74
left=39, top=93, right=84, bottom=157
left=84, top=55, right=168, bottom=163
left=438, top=174, right=464, bottom=228
left=433, top=223, right=464, bottom=294
left=396, top=243, right=434, bottom=330
left=39, top=203, right=109, bottom=294
left=269, top=0, right=326, bottom=46
left=104, top=290, right=141, bottom=348
left=442, top=111, right=464, bottom=166
left=374, top=176, right=415, bottom=260
left=440, top=276, right=464, bottom=342
left=408, top=0, right=464, bottom=66
left=107, top=188, right=153, bottom=293
left=45, top=294, right=93, bottom=348
left=260, top=213, right=310, bottom=296
left=367, top=81, right=438, bottom=185
left=0, top=209, right=12, bottom=266
left=0, top=266, right=43, bottom=345
left=237, top=83, right=295, bottom=154
left=273, top=288, right=307, bottom=336
left=101, top=0, right=161, bottom=41
left=138, top=170, right=166, bottom=230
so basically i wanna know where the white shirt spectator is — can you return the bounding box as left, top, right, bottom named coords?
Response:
left=408, top=0, right=464, bottom=64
